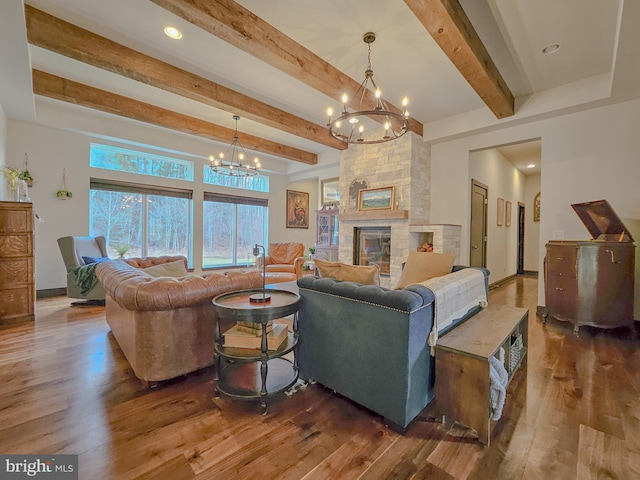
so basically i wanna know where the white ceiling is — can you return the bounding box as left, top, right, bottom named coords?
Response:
left=0, top=0, right=634, bottom=175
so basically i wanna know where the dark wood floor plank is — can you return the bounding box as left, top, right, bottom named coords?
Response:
left=2, top=276, right=640, bottom=480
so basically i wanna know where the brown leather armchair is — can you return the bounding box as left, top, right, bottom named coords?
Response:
left=264, top=242, right=305, bottom=279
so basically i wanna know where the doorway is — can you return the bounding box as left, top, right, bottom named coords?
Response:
left=470, top=180, right=488, bottom=267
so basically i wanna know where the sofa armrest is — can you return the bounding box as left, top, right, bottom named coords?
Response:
left=294, top=256, right=305, bottom=278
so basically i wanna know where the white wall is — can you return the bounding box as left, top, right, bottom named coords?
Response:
left=430, top=98, right=640, bottom=313
left=6, top=107, right=297, bottom=291
left=524, top=175, right=541, bottom=272
left=469, top=148, right=525, bottom=283
left=267, top=176, right=318, bottom=254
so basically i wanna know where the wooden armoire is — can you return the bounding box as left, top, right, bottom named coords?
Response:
left=0, top=201, right=35, bottom=324
left=544, top=200, right=635, bottom=334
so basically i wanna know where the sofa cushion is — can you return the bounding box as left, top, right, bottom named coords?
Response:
left=142, top=259, right=189, bottom=278
left=395, top=251, right=456, bottom=289
left=314, top=259, right=380, bottom=286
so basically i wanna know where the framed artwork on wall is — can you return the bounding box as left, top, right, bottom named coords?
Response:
left=497, top=197, right=504, bottom=226
left=358, top=186, right=395, bottom=211
left=505, top=200, right=512, bottom=227
left=286, top=190, right=309, bottom=228
left=321, top=177, right=340, bottom=205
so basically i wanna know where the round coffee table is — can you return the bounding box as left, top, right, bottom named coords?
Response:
left=212, top=288, right=300, bottom=414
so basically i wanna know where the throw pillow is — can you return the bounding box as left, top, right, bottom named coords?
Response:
left=82, top=256, right=109, bottom=265
left=142, top=259, right=188, bottom=278
left=314, top=259, right=380, bottom=286
left=395, top=251, right=455, bottom=289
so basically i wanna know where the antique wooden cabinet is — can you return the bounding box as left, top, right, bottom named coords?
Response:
left=544, top=200, right=635, bottom=334
left=315, top=203, right=339, bottom=261
left=0, top=201, right=35, bottom=324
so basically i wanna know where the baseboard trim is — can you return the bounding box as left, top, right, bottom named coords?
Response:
left=36, top=288, right=66, bottom=299
left=488, top=274, right=517, bottom=290
left=521, top=270, right=538, bottom=277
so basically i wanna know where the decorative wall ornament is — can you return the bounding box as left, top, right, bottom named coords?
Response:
left=533, top=192, right=541, bottom=222
left=505, top=200, right=512, bottom=227
left=348, top=178, right=368, bottom=211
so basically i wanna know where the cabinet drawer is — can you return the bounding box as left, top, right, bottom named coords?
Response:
left=0, top=204, right=32, bottom=233
left=0, top=258, right=34, bottom=288
left=547, top=246, right=577, bottom=277
left=546, top=275, right=577, bottom=319
left=0, top=234, right=33, bottom=257
left=0, top=286, right=34, bottom=320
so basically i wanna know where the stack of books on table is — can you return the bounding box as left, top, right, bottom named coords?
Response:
left=223, top=320, right=289, bottom=350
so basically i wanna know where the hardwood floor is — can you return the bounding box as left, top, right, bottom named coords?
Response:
left=1, top=276, right=639, bottom=479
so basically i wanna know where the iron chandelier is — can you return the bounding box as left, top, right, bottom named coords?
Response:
left=209, top=115, right=261, bottom=176
left=326, top=32, right=410, bottom=144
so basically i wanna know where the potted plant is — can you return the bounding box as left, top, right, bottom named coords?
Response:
left=113, top=244, right=130, bottom=258
left=56, top=189, right=72, bottom=199
left=57, top=168, right=72, bottom=199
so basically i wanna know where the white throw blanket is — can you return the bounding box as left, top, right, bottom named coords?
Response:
left=415, top=268, right=488, bottom=355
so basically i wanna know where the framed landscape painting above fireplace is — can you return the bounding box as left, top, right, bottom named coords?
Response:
left=358, top=186, right=395, bottom=211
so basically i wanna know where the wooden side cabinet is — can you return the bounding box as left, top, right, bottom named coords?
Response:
left=435, top=305, right=528, bottom=446
left=315, top=203, right=339, bottom=261
left=0, top=201, right=35, bottom=324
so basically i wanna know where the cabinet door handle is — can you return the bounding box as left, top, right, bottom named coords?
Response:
left=557, top=257, right=564, bottom=261
left=605, top=249, right=617, bottom=264
left=555, top=287, right=564, bottom=291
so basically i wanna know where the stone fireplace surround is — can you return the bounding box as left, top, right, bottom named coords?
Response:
left=336, top=131, right=461, bottom=288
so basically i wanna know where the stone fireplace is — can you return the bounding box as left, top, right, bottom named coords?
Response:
left=337, top=131, right=461, bottom=288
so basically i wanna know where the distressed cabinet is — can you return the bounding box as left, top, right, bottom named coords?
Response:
left=0, top=201, right=35, bottom=324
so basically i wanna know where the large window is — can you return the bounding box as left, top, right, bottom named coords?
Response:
left=203, top=166, right=269, bottom=192
left=203, top=193, right=268, bottom=268
left=90, top=143, right=194, bottom=181
left=90, top=179, right=193, bottom=262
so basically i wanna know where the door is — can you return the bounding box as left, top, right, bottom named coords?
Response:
left=470, top=180, right=488, bottom=267
left=517, top=202, right=525, bottom=273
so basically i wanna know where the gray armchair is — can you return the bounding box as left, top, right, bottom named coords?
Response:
left=57, top=236, right=108, bottom=305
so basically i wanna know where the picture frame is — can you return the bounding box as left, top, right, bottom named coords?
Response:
left=505, top=200, right=512, bottom=227
left=358, top=186, right=395, bottom=211
left=321, top=177, right=340, bottom=205
left=286, top=190, right=309, bottom=228
left=497, top=197, right=504, bottom=226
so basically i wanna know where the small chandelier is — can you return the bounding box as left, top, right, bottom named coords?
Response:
left=326, top=32, right=410, bottom=144
left=209, top=115, right=261, bottom=176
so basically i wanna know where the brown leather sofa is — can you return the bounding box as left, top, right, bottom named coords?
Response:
left=264, top=242, right=305, bottom=279
left=95, top=256, right=262, bottom=384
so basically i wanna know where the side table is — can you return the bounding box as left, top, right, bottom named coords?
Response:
left=435, top=304, right=528, bottom=445
left=212, top=288, right=300, bottom=414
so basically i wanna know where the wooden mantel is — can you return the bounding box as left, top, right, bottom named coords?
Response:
left=338, top=210, right=408, bottom=221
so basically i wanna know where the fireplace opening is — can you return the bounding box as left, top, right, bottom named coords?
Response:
left=354, top=227, right=391, bottom=277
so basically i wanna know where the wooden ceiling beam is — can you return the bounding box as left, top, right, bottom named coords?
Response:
left=150, top=0, right=424, bottom=136
left=25, top=5, right=340, bottom=153
left=404, top=0, right=515, bottom=118
left=32, top=70, right=318, bottom=165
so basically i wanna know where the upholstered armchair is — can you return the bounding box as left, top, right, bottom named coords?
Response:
left=57, top=235, right=108, bottom=305
left=263, top=242, right=305, bottom=279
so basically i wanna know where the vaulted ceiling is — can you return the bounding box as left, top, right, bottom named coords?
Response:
left=1, top=0, right=636, bottom=175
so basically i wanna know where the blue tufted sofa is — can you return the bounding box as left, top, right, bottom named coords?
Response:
left=296, top=265, right=489, bottom=431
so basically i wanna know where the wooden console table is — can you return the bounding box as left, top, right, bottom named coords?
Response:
left=435, top=304, right=528, bottom=445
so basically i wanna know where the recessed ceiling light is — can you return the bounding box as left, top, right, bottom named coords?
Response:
left=527, top=164, right=536, bottom=169
left=541, top=44, right=560, bottom=54
left=164, top=26, right=182, bottom=40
